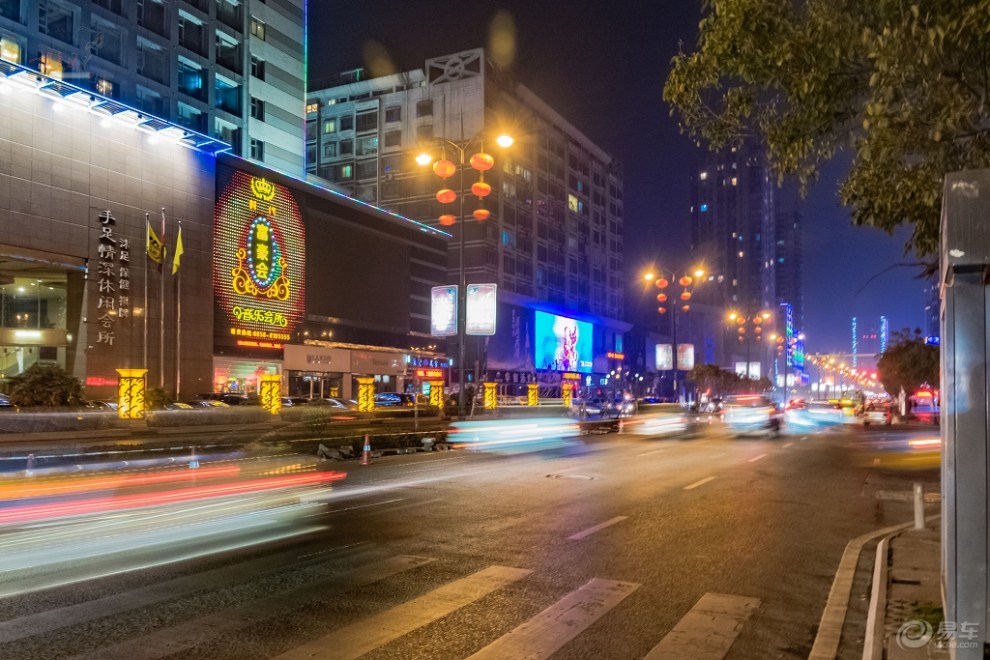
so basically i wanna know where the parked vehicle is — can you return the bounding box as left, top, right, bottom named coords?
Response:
left=308, top=397, right=354, bottom=409
left=185, top=400, right=230, bottom=408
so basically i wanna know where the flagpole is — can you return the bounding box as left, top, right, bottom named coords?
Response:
left=143, top=213, right=149, bottom=373
left=175, top=220, right=182, bottom=399
left=159, top=208, right=166, bottom=390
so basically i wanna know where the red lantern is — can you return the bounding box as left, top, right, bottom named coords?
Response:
left=681, top=305, right=690, bottom=312
left=471, top=181, right=492, bottom=198
left=736, top=316, right=745, bottom=324
left=433, top=159, right=456, bottom=179
left=678, top=276, right=692, bottom=287
left=436, top=188, right=457, bottom=204
left=680, top=291, right=691, bottom=301
left=738, top=327, right=746, bottom=334
left=754, top=326, right=762, bottom=333
left=753, top=316, right=762, bottom=324
left=657, top=306, right=668, bottom=314
left=470, top=152, right=494, bottom=171
left=655, top=278, right=669, bottom=289
left=472, top=208, right=490, bottom=221
left=656, top=293, right=668, bottom=303
left=438, top=214, right=456, bottom=226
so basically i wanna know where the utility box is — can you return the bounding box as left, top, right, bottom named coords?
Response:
left=941, top=170, right=990, bottom=658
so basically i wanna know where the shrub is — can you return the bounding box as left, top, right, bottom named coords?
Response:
left=9, top=364, right=85, bottom=407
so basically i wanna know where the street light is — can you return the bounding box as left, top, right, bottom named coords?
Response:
left=418, top=132, right=513, bottom=417
left=645, top=265, right=705, bottom=403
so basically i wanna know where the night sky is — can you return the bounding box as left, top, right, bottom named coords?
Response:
left=308, top=1, right=929, bottom=356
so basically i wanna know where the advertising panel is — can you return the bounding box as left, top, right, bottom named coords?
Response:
left=465, top=283, right=497, bottom=335
left=486, top=304, right=535, bottom=372
left=534, top=311, right=593, bottom=373
left=214, top=169, right=306, bottom=350
left=676, top=343, right=695, bottom=371
left=431, top=285, right=457, bottom=336
left=656, top=344, right=673, bottom=371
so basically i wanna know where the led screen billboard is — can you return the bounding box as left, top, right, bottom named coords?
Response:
left=534, top=311, right=593, bottom=373
left=465, top=283, right=497, bottom=335
left=430, top=286, right=457, bottom=337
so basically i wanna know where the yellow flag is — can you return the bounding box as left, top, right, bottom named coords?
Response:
left=147, top=221, right=164, bottom=265
left=172, top=225, right=184, bottom=275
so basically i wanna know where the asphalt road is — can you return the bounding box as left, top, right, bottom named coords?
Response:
left=0, top=422, right=940, bottom=659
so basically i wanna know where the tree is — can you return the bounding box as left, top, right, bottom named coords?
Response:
left=663, top=0, right=990, bottom=259
left=876, top=329, right=939, bottom=396
left=687, top=363, right=726, bottom=394
left=8, top=364, right=84, bottom=407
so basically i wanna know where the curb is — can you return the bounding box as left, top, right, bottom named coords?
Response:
left=863, top=532, right=896, bottom=660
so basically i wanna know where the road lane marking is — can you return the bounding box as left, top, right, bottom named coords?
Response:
left=328, top=498, right=407, bottom=513
left=636, top=448, right=667, bottom=457
left=567, top=516, right=628, bottom=540
left=81, top=555, right=437, bottom=660
left=466, top=578, right=640, bottom=660
left=782, top=442, right=794, bottom=448
left=684, top=476, right=716, bottom=490
left=643, top=592, right=760, bottom=659
left=276, top=565, right=532, bottom=660
left=747, top=453, right=767, bottom=463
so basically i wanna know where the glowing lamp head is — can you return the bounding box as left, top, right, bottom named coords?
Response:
left=415, top=152, right=433, bottom=166
left=469, top=152, right=494, bottom=171
left=438, top=214, right=457, bottom=226
left=694, top=268, right=706, bottom=278
left=436, top=188, right=457, bottom=204
left=496, top=134, right=514, bottom=148
left=432, top=159, right=456, bottom=178
left=471, top=181, right=492, bottom=198
left=643, top=272, right=654, bottom=281
left=472, top=208, right=490, bottom=221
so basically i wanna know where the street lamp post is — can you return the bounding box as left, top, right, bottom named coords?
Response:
left=644, top=266, right=705, bottom=403
left=418, top=133, right=513, bottom=417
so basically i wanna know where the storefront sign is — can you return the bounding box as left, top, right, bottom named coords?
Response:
left=214, top=169, right=305, bottom=349
left=92, top=209, right=131, bottom=348
left=430, top=285, right=457, bottom=336
left=283, top=345, right=351, bottom=372
left=415, top=368, right=445, bottom=379
left=351, top=351, right=405, bottom=375
left=606, top=351, right=624, bottom=360
left=466, top=283, right=497, bottom=335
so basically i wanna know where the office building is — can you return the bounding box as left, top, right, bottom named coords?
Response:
left=0, top=0, right=305, bottom=176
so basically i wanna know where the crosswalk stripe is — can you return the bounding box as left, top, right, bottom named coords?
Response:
left=275, top=564, right=532, bottom=660
left=643, top=592, right=760, bottom=659
left=466, top=578, right=640, bottom=660
left=68, top=555, right=434, bottom=660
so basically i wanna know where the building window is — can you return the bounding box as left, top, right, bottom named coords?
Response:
left=0, top=36, right=21, bottom=64
left=135, top=85, right=163, bottom=116
left=177, top=102, right=205, bottom=132
left=356, top=160, right=376, bottom=179
left=137, top=0, right=167, bottom=37
left=215, top=76, right=241, bottom=116
left=95, top=78, right=114, bottom=97
left=250, top=139, right=264, bottom=160
left=216, top=0, right=242, bottom=30
left=178, top=12, right=207, bottom=57
left=177, top=59, right=206, bottom=101
left=340, top=115, right=353, bottom=131
left=323, top=118, right=336, bottom=133
left=356, top=110, right=378, bottom=132
left=340, top=139, right=353, bottom=155
left=250, top=97, right=265, bottom=120
left=40, top=0, right=76, bottom=45
left=322, top=142, right=336, bottom=158
left=249, top=17, right=266, bottom=40
left=136, top=37, right=168, bottom=84
left=216, top=32, right=241, bottom=74
left=384, top=130, right=401, bottom=148
left=338, top=164, right=353, bottom=180
left=0, top=1, right=22, bottom=22
left=88, top=15, right=123, bottom=65
left=385, top=106, right=401, bottom=122
left=416, top=99, right=433, bottom=117
left=305, top=101, right=318, bottom=115
left=356, top=135, right=378, bottom=157
left=252, top=56, right=266, bottom=81
left=416, top=124, right=433, bottom=141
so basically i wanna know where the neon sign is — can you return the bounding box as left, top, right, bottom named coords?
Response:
left=215, top=169, right=305, bottom=349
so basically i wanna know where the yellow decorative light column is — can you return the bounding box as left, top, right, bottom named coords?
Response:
left=259, top=374, right=282, bottom=414
left=429, top=380, right=445, bottom=409
left=357, top=377, right=376, bottom=412
left=562, top=382, right=574, bottom=409
left=527, top=383, right=539, bottom=406
left=115, top=368, right=148, bottom=420
left=482, top=382, right=498, bottom=410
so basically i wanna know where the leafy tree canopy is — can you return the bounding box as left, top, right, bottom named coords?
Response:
left=9, top=364, right=84, bottom=407
left=664, top=0, right=990, bottom=258
left=875, top=329, right=939, bottom=396
left=687, top=363, right=773, bottom=395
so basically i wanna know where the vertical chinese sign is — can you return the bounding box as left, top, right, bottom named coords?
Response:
left=93, top=209, right=132, bottom=349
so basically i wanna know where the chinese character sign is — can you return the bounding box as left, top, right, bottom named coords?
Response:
left=92, top=209, right=132, bottom=348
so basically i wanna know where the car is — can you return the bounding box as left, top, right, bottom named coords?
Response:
left=308, top=397, right=354, bottom=409
left=185, top=400, right=230, bottom=408
left=785, top=400, right=845, bottom=429
left=570, top=397, right=619, bottom=418
left=164, top=402, right=195, bottom=411
left=375, top=392, right=414, bottom=407
left=0, top=393, right=11, bottom=408
left=87, top=400, right=118, bottom=412
left=722, top=395, right=782, bottom=436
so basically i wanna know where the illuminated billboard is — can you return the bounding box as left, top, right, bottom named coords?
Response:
left=214, top=169, right=306, bottom=350
left=430, top=285, right=457, bottom=336
left=677, top=343, right=695, bottom=371
left=534, top=311, right=593, bottom=373
left=465, top=283, right=497, bottom=335
left=656, top=344, right=673, bottom=371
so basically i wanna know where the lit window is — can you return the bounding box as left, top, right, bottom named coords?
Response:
left=699, top=171, right=708, bottom=181
left=305, top=101, right=318, bottom=114
left=323, top=118, right=336, bottom=133
left=699, top=203, right=708, bottom=212
left=731, top=177, right=738, bottom=186
left=96, top=79, right=114, bottom=96
left=0, top=37, right=21, bottom=64
left=250, top=18, right=266, bottom=40
left=567, top=194, right=579, bottom=212
left=738, top=251, right=744, bottom=258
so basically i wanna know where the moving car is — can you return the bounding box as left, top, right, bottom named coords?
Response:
left=722, top=395, right=782, bottom=437
left=785, top=400, right=845, bottom=429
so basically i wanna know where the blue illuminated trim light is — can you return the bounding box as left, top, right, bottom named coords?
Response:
left=0, top=60, right=231, bottom=155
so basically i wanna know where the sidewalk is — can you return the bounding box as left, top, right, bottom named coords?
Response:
left=866, top=525, right=948, bottom=659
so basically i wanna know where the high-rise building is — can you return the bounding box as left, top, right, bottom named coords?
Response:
left=0, top=0, right=305, bottom=175
left=774, top=182, right=804, bottom=328
left=305, top=48, right=625, bottom=322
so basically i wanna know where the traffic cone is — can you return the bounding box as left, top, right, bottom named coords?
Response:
left=361, top=434, right=371, bottom=465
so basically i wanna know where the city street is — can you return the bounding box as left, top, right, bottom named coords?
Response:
left=0, top=423, right=939, bottom=659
